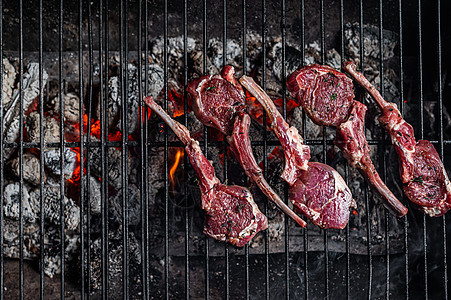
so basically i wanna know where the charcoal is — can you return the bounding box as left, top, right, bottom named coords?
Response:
left=100, top=63, right=164, bottom=133
left=41, top=226, right=80, bottom=278
left=88, top=146, right=138, bottom=190
left=2, top=218, right=40, bottom=260
left=109, top=184, right=141, bottom=226
left=86, top=230, right=141, bottom=294
left=25, top=111, right=61, bottom=143
left=3, top=182, right=38, bottom=223
left=3, top=63, right=48, bottom=158
left=29, top=180, right=81, bottom=231
left=2, top=57, right=16, bottom=107
left=44, top=148, right=78, bottom=179
left=207, top=38, right=242, bottom=70
left=47, top=92, right=82, bottom=124
left=9, top=152, right=44, bottom=186
left=85, top=175, right=102, bottom=215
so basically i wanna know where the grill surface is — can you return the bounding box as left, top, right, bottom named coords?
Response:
left=0, top=0, right=450, bottom=299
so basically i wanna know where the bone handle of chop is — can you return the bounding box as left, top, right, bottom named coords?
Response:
left=343, top=61, right=389, bottom=110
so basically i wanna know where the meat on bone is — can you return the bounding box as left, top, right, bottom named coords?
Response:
left=144, top=96, right=267, bottom=247
left=240, top=76, right=355, bottom=229
left=287, top=64, right=408, bottom=217
left=343, top=61, right=451, bottom=217
left=186, top=65, right=307, bottom=227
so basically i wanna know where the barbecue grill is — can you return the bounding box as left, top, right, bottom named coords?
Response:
left=0, top=0, right=450, bottom=299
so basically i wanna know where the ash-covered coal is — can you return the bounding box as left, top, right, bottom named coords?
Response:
left=3, top=182, right=37, bottom=223
left=109, top=184, right=141, bottom=227
left=2, top=57, right=16, bottom=107
left=3, top=63, right=48, bottom=158
left=25, top=112, right=61, bottom=143
left=44, top=148, right=78, bottom=179
left=47, top=92, right=82, bottom=124
left=9, top=152, right=44, bottom=186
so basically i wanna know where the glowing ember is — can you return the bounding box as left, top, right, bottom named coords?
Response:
left=169, top=148, right=184, bottom=188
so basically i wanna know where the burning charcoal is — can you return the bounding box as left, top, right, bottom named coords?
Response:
left=2, top=57, right=16, bottom=107
left=25, top=111, right=61, bottom=143
left=143, top=64, right=165, bottom=99
left=9, top=152, right=44, bottom=186
left=3, top=63, right=48, bottom=158
left=3, top=182, right=38, bottom=223
left=109, top=184, right=141, bottom=226
left=29, top=181, right=81, bottom=231
left=44, top=148, right=78, bottom=179
left=48, top=92, right=82, bottom=124
left=85, top=175, right=101, bottom=215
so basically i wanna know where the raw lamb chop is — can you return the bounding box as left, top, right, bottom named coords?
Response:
left=287, top=64, right=408, bottom=217
left=240, top=76, right=355, bottom=229
left=144, top=96, right=268, bottom=247
left=187, top=66, right=307, bottom=227
left=343, top=61, right=451, bottom=217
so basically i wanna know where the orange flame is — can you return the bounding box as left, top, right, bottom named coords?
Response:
left=169, top=148, right=184, bottom=187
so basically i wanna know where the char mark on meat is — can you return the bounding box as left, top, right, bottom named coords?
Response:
left=287, top=64, right=408, bottom=217
left=187, top=66, right=307, bottom=227
left=343, top=61, right=451, bottom=217
left=240, top=76, right=355, bottom=229
left=144, top=96, right=267, bottom=247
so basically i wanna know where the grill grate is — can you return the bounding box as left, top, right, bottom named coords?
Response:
left=0, top=0, right=449, bottom=299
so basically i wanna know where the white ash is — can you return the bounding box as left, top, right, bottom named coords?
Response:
left=109, top=184, right=141, bottom=226
left=48, top=92, right=82, bottom=124
left=101, top=63, right=164, bottom=134
left=29, top=181, right=81, bottom=231
left=9, top=152, right=44, bottom=186
left=345, top=22, right=397, bottom=63
left=3, top=63, right=48, bottom=152
left=150, top=36, right=197, bottom=61
left=84, top=176, right=102, bottom=215
left=3, top=182, right=38, bottom=223
left=2, top=219, right=40, bottom=260
left=25, top=112, right=61, bottom=143
left=2, top=57, right=16, bottom=107
left=44, top=148, right=78, bottom=178
left=207, top=38, right=243, bottom=71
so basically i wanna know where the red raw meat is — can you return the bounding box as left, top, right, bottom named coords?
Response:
left=144, top=96, right=267, bottom=247
left=344, top=61, right=451, bottom=217
left=240, top=76, right=355, bottom=229
left=287, top=64, right=408, bottom=217
left=187, top=66, right=307, bottom=227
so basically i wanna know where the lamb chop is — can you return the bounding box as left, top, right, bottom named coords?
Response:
left=187, top=66, right=307, bottom=227
left=240, top=76, right=355, bottom=229
left=144, top=96, right=268, bottom=247
left=287, top=64, right=408, bottom=217
left=343, top=61, right=451, bottom=217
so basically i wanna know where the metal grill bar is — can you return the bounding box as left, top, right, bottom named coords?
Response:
left=436, top=1, right=448, bottom=298
left=18, top=0, right=24, bottom=298
left=87, top=2, right=94, bottom=297
left=143, top=0, right=150, bottom=297
left=202, top=0, right=210, bottom=298
left=183, top=0, right=190, bottom=298
left=397, top=0, right=410, bottom=298
left=39, top=0, right=46, bottom=298
left=103, top=0, right=111, bottom=297
left=261, top=1, right=270, bottom=298
left=0, top=0, right=3, bottom=297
